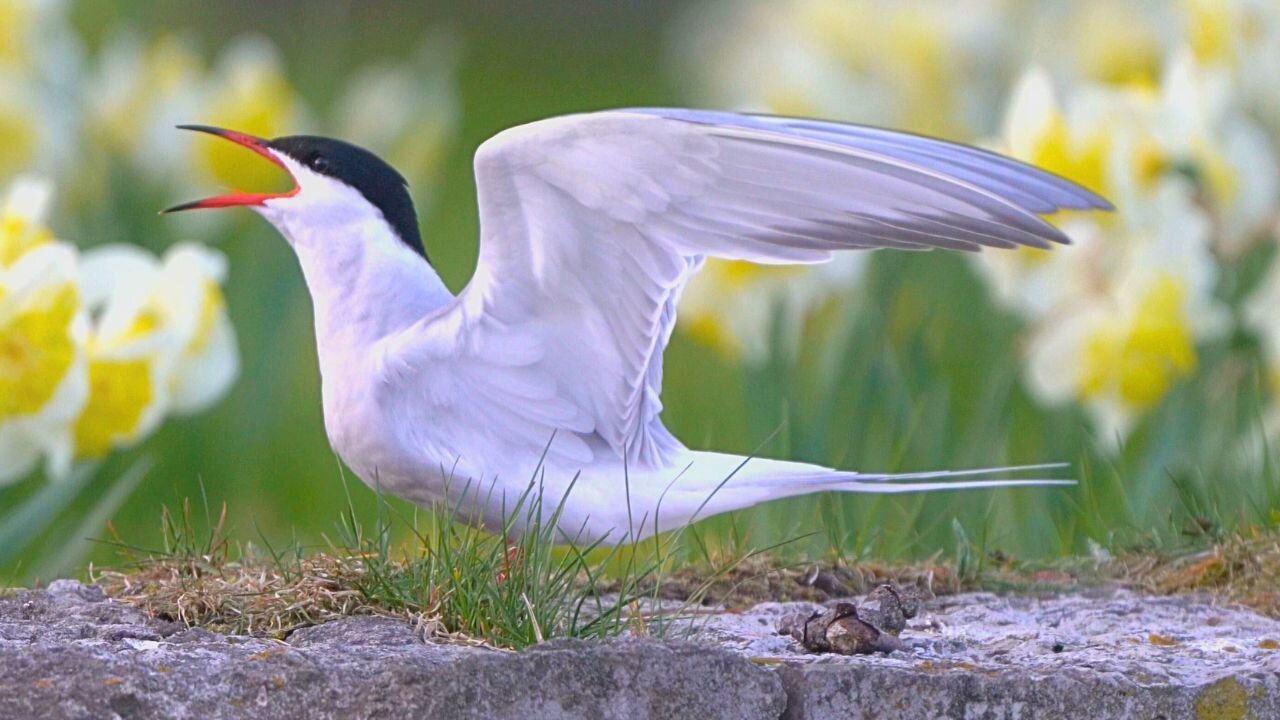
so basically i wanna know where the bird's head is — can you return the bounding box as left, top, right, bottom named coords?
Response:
left=164, top=125, right=427, bottom=261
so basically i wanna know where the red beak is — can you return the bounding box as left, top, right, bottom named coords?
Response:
left=162, top=125, right=299, bottom=213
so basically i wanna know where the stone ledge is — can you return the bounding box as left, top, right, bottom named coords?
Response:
left=2, top=580, right=1278, bottom=719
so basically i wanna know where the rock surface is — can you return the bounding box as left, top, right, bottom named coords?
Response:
left=0, top=580, right=782, bottom=720
left=2, top=580, right=1278, bottom=719
left=699, top=590, right=1280, bottom=719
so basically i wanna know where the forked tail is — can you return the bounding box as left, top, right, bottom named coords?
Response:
left=640, top=452, right=1075, bottom=536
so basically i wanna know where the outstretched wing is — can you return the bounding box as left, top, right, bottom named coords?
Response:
left=385, top=109, right=1109, bottom=471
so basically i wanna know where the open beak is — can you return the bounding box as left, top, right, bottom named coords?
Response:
left=162, top=125, right=299, bottom=213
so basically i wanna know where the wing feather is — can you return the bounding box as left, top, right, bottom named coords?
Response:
left=386, top=109, right=1109, bottom=471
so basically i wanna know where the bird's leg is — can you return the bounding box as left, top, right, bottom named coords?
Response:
left=496, top=540, right=523, bottom=585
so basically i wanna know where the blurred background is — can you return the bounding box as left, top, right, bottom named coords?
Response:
left=3, top=0, right=1280, bottom=582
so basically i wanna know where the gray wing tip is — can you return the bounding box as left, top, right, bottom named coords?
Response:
left=631, top=107, right=1119, bottom=216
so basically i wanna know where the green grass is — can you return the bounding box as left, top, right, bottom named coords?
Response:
left=87, top=483, right=1280, bottom=649
left=669, top=250, right=1280, bottom=568
left=89, top=471, right=771, bottom=648
left=8, top=248, right=1279, bottom=593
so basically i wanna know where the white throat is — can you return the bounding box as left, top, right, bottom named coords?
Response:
left=257, top=164, right=452, bottom=360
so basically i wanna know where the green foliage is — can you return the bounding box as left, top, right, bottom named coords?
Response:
left=0, top=460, right=150, bottom=583
left=3, top=3, right=1278, bottom=587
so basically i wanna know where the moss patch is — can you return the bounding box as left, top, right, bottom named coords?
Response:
left=1194, top=677, right=1252, bottom=720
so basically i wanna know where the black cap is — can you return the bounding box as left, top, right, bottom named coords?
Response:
left=269, top=135, right=428, bottom=262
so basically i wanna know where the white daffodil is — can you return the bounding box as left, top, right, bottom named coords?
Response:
left=1024, top=178, right=1226, bottom=443
left=85, top=29, right=205, bottom=176
left=674, top=0, right=1017, bottom=139
left=1175, top=0, right=1280, bottom=131
left=70, top=242, right=240, bottom=458
left=971, top=68, right=1122, bottom=320
left=0, top=240, right=87, bottom=483
left=0, top=0, right=81, bottom=87
left=976, top=69, right=1232, bottom=442
left=679, top=255, right=866, bottom=364
left=151, top=243, right=238, bottom=414
left=0, top=175, right=54, bottom=266
left=333, top=34, right=460, bottom=196
left=1038, top=0, right=1172, bottom=91
left=1154, top=49, right=1279, bottom=255
left=71, top=245, right=181, bottom=459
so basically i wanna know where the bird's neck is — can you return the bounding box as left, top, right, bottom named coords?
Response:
left=281, top=213, right=453, bottom=356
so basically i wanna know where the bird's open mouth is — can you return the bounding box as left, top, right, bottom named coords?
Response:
left=162, top=125, right=300, bottom=213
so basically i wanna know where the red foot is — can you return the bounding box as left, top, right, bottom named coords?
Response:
left=496, top=544, right=522, bottom=584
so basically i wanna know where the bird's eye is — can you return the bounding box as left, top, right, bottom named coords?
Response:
left=309, top=155, right=330, bottom=173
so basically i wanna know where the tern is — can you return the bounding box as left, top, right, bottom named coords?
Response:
left=165, top=109, right=1110, bottom=544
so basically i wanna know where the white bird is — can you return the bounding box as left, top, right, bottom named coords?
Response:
left=165, top=109, right=1111, bottom=544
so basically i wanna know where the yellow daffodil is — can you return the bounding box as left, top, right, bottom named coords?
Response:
left=974, top=68, right=1131, bottom=321
left=1000, top=68, right=1115, bottom=199
left=0, top=240, right=87, bottom=483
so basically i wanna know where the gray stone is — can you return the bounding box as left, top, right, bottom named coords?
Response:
left=0, top=581, right=782, bottom=720
left=3, top=581, right=1279, bottom=719
left=694, top=589, right=1280, bottom=719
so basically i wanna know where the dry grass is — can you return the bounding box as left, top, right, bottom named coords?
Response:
left=89, top=493, right=687, bottom=648
left=654, top=529, right=1280, bottom=618
left=93, top=553, right=449, bottom=640
left=1119, top=528, right=1280, bottom=617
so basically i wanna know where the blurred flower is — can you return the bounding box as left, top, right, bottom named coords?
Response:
left=1023, top=179, right=1225, bottom=441
left=0, top=176, right=54, bottom=265
left=0, top=0, right=79, bottom=75
left=972, top=69, right=1127, bottom=319
left=334, top=34, right=460, bottom=198
left=675, top=0, right=1017, bottom=140
left=0, top=0, right=81, bottom=186
left=1019, top=0, right=1195, bottom=97
left=1178, top=0, right=1280, bottom=129
left=1156, top=50, right=1279, bottom=255
left=973, top=65, right=1237, bottom=442
left=72, top=246, right=178, bottom=459
left=71, top=243, right=238, bottom=458
left=0, top=77, right=42, bottom=184
left=85, top=30, right=205, bottom=174
left=197, top=38, right=304, bottom=194
left=679, top=256, right=866, bottom=363
left=153, top=243, right=238, bottom=414
left=0, top=240, right=87, bottom=483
